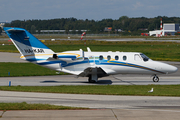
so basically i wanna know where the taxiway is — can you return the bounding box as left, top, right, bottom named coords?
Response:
left=0, top=75, right=180, bottom=86
left=0, top=52, right=180, bottom=119
left=0, top=91, right=180, bottom=120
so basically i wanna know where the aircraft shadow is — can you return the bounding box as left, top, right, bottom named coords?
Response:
left=82, top=80, right=113, bottom=85
left=40, top=80, right=113, bottom=85
left=40, top=80, right=60, bottom=83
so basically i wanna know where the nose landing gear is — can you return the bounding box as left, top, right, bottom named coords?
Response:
left=153, top=75, right=159, bottom=82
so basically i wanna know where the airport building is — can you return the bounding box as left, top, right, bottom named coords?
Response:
left=149, top=22, right=179, bottom=37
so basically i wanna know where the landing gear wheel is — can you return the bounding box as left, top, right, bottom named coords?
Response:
left=153, top=76, right=159, bottom=82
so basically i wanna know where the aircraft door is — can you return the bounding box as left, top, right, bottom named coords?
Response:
left=134, top=54, right=142, bottom=61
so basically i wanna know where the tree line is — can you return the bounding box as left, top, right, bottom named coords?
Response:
left=3, top=16, right=180, bottom=35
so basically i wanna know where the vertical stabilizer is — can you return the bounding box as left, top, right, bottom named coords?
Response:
left=4, top=27, right=54, bottom=61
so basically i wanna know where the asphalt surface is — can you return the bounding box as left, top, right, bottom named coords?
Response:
left=0, top=52, right=180, bottom=85
left=1, top=109, right=180, bottom=120
left=0, top=75, right=180, bottom=86
left=0, top=91, right=180, bottom=120
left=1, top=52, right=180, bottom=119
left=1, top=37, right=180, bottom=42
left=1, top=91, right=180, bottom=109
left=0, top=52, right=27, bottom=63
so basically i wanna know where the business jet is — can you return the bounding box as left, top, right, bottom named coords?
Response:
left=3, top=27, right=178, bottom=83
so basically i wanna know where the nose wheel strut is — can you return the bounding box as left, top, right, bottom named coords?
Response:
left=153, top=75, right=159, bottom=82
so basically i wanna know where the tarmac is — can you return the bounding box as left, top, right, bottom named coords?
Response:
left=1, top=91, right=180, bottom=109
left=1, top=91, right=180, bottom=120
left=0, top=52, right=180, bottom=86
left=0, top=52, right=27, bottom=63
left=0, top=75, right=180, bottom=86
left=1, top=109, right=180, bottom=120
left=0, top=52, right=180, bottom=119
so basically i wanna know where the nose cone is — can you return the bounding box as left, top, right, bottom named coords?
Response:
left=167, top=65, right=178, bottom=74
left=154, top=61, right=178, bottom=74
left=160, top=62, right=178, bottom=74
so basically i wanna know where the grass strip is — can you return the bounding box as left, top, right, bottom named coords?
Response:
left=1, top=41, right=180, bottom=61
left=0, top=63, right=67, bottom=77
left=0, top=102, right=88, bottom=110
left=0, top=85, right=180, bottom=97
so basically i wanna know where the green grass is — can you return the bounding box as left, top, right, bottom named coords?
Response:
left=0, top=41, right=180, bottom=77
left=0, top=45, right=18, bottom=52
left=50, top=41, right=180, bottom=61
left=1, top=41, right=180, bottom=61
left=0, top=63, right=67, bottom=77
left=0, top=102, right=88, bottom=111
left=1, top=41, right=180, bottom=77
left=0, top=85, right=180, bottom=96
left=49, top=44, right=180, bottom=61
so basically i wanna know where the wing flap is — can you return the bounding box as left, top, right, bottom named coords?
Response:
left=78, top=67, right=108, bottom=77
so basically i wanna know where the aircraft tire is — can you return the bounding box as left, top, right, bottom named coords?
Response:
left=153, top=76, right=159, bottom=82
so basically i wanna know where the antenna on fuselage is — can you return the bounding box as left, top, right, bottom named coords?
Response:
left=87, top=47, right=91, bottom=52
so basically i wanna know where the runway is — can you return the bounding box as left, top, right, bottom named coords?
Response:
left=1, top=90, right=180, bottom=109
left=0, top=75, right=180, bottom=86
left=1, top=65, right=179, bottom=119
left=1, top=52, right=180, bottom=119
left=1, top=109, right=180, bottom=120
left=0, top=52, right=180, bottom=86
left=0, top=52, right=27, bottom=63
left=0, top=91, right=180, bottom=120
left=1, top=37, right=180, bottom=42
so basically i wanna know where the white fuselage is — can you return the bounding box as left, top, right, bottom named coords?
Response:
left=25, top=50, right=177, bottom=76
left=4, top=27, right=178, bottom=83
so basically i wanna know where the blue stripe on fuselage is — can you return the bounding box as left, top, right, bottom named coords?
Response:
left=37, top=60, right=67, bottom=66
left=30, top=58, right=164, bottom=74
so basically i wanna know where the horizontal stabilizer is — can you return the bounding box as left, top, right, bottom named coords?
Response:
left=7, top=28, right=25, bottom=32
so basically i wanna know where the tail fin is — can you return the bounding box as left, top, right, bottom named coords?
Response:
left=4, top=27, right=54, bottom=60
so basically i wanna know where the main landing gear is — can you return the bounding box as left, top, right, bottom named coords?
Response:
left=88, top=75, right=98, bottom=83
left=152, top=75, right=159, bottom=82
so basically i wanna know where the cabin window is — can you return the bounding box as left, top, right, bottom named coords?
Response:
left=115, top=56, right=119, bottom=60
left=107, top=55, right=111, bottom=60
left=123, top=56, right=127, bottom=61
left=134, top=54, right=141, bottom=61
left=99, top=55, right=103, bottom=60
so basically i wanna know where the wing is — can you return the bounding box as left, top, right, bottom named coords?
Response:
left=78, top=67, right=108, bottom=78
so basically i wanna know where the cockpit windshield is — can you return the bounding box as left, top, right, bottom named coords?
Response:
left=140, top=53, right=149, bottom=62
